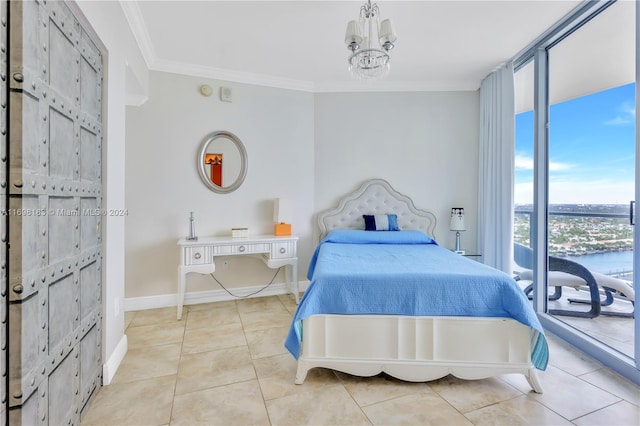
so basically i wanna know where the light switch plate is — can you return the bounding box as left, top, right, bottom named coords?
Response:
left=220, top=86, right=232, bottom=102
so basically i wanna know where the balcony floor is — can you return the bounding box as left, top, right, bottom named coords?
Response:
left=519, top=282, right=635, bottom=358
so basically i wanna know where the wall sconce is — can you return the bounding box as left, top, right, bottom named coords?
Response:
left=273, top=198, right=293, bottom=236
left=450, top=207, right=465, bottom=254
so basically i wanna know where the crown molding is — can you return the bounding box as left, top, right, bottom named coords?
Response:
left=119, top=0, right=156, bottom=68
left=150, top=58, right=316, bottom=92
left=313, top=79, right=481, bottom=93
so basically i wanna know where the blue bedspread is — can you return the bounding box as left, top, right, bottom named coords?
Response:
left=284, top=230, right=548, bottom=370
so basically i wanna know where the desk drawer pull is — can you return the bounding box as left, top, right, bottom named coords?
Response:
left=194, top=253, right=202, bottom=260
left=279, top=247, right=286, bottom=254
left=239, top=245, right=245, bottom=253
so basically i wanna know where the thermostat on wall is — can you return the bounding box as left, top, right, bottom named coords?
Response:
left=199, top=84, right=213, bottom=97
left=220, top=86, right=232, bottom=102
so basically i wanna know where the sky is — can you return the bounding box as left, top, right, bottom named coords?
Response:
left=515, top=82, right=636, bottom=205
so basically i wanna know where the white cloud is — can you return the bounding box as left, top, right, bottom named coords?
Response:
left=514, top=153, right=573, bottom=171
left=604, top=101, right=636, bottom=126
left=514, top=154, right=533, bottom=170
left=515, top=178, right=634, bottom=205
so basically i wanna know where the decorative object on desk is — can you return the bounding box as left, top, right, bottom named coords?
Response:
left=198, top=130, right=247, bottom=194
left=344, top=0, right=397, bottom=80
left=186, top=211, right=198, bottom=241
left=274, top=197, right=293, bottom=236
left=231, top=227, right=249, bottom=238
left=450, top=207, right=465, bottom=254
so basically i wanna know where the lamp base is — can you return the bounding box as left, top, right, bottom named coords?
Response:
left=454, top=231, right=462, bottom=253
left=454, top=250, right=466, bottom=255
left=274, top=222, right=291, bottom=236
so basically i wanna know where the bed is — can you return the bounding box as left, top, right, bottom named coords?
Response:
left=285, top=179, right=547, bottom=393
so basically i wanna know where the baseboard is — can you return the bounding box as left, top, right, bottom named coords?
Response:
left=124, top=280, right=310, bottom=312
left=102, top=333, right=128, bottom=385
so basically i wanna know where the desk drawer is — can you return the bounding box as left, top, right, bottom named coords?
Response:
left=271, top=241, right=296, bottom=259
left=213, top=243, right=269, bottom=255
left=185, top=247, right=211, bottom=265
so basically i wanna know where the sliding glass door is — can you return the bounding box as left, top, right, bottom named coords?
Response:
left=513, top=0, right=639, bottom=383
left=548, top=1, right=635, bottom=352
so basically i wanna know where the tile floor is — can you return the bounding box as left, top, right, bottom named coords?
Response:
left=81, top=295, right=640, bottom=425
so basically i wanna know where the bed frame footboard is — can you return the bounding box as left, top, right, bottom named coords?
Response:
left=295, top=314, right=543, bottom=393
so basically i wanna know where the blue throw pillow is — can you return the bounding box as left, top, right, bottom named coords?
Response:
left=363, top=214, right=400, bottom=231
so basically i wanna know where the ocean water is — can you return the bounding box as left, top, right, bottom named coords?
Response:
left=565, top=250, right=633, bottom=276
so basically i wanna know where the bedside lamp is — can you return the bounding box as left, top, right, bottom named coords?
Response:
left=273, top=198, right=293, bottom=236
left=450, top=207, right=465, bottom=254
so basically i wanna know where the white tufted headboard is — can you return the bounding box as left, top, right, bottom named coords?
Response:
left=317, top=179, right=437, bottom=240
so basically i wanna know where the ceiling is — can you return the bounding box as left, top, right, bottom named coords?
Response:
left=121, top=0, right=584, bottom=92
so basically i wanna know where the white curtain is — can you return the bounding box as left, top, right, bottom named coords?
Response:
left=478, top=62, right=515, bottom=273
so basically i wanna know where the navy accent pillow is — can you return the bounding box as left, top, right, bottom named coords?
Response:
left=363, top=214, right=400, bottom=231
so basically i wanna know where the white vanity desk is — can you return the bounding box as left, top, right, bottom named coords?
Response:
left=177, top=235, right=299, bottom=319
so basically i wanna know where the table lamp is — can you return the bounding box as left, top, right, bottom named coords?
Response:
left=450, top=207, right=465, bottom=254
left=274, top=198, right=293, bottom=236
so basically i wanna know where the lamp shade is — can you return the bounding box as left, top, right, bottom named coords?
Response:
left=450, top=208, right=466, bottom=231
left=344, top=20, right=363, bottom=46
left=273, top=198, right=294, bottom=223
left=378, top=18, right=397, bottom=45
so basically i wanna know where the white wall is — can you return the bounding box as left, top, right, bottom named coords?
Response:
left=125, top=71, right=315, bottom=300
left=75, top=0, right=148, bottom=384
left=124, top=83, right=480, bottom=307
left=314, top=91, right=480, bottom=250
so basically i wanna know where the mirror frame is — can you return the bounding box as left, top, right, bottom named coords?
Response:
left=197, top=130, right=248, bottom=194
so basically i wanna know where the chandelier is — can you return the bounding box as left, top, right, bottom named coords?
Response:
left=344, top=0, right=397, bottom=79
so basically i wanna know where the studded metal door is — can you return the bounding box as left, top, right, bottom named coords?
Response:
left=6, top=1, right=103, bottom=424
left=1, top=0, right=7, bottom=425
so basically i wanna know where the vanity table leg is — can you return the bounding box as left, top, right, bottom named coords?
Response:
left=177, top=268, right=186, bottom=320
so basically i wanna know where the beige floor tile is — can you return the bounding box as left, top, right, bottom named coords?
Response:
left=240, top=309, right=292, bottom=331
left=182, top=322, right=246, bottom=355
left=187, top=300, right=237, bottom=312
left=237, top=295, right=287, bottom=314
left=80, top=375, right=175, bottom=426
left=253, top=353, right=339, bottom=400
left=129, top=306, right=180, bottom=327
left=126, top=321, right=185, bottom=349
left=277, top=293, right=300, bottom=315
left=266, top=384, right=370, bottom=426
left=337, top=372, right=431, bottom=407
left=573, top=400, right=640, bottom=426
left=528, top=365, right=621, bottom=420
left=429, top=375, right=522, bottom=413
left=362, top=391, right=473, bottom=426
left=185, top=305, right=241, bottom=330
left=464, top=394, right=572, bottom=426
left=245, top=326, right=290, bottom=359
left=545, top=333, right=603, bottom=376
left=171, top=380, right=270, bottom=426
left=111, top=343, right=181, bottom=384
left=579, top=367, right=640, bottom=406
left=124, top=311, right=135, bottom=330
left=176, top=346, right=256, bottom=395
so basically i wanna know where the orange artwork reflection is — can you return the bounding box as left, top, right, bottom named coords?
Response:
left=204, top=153, right=222, bottom=186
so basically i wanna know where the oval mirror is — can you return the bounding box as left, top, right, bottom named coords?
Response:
left=197, top=131, right=248, bottom=194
